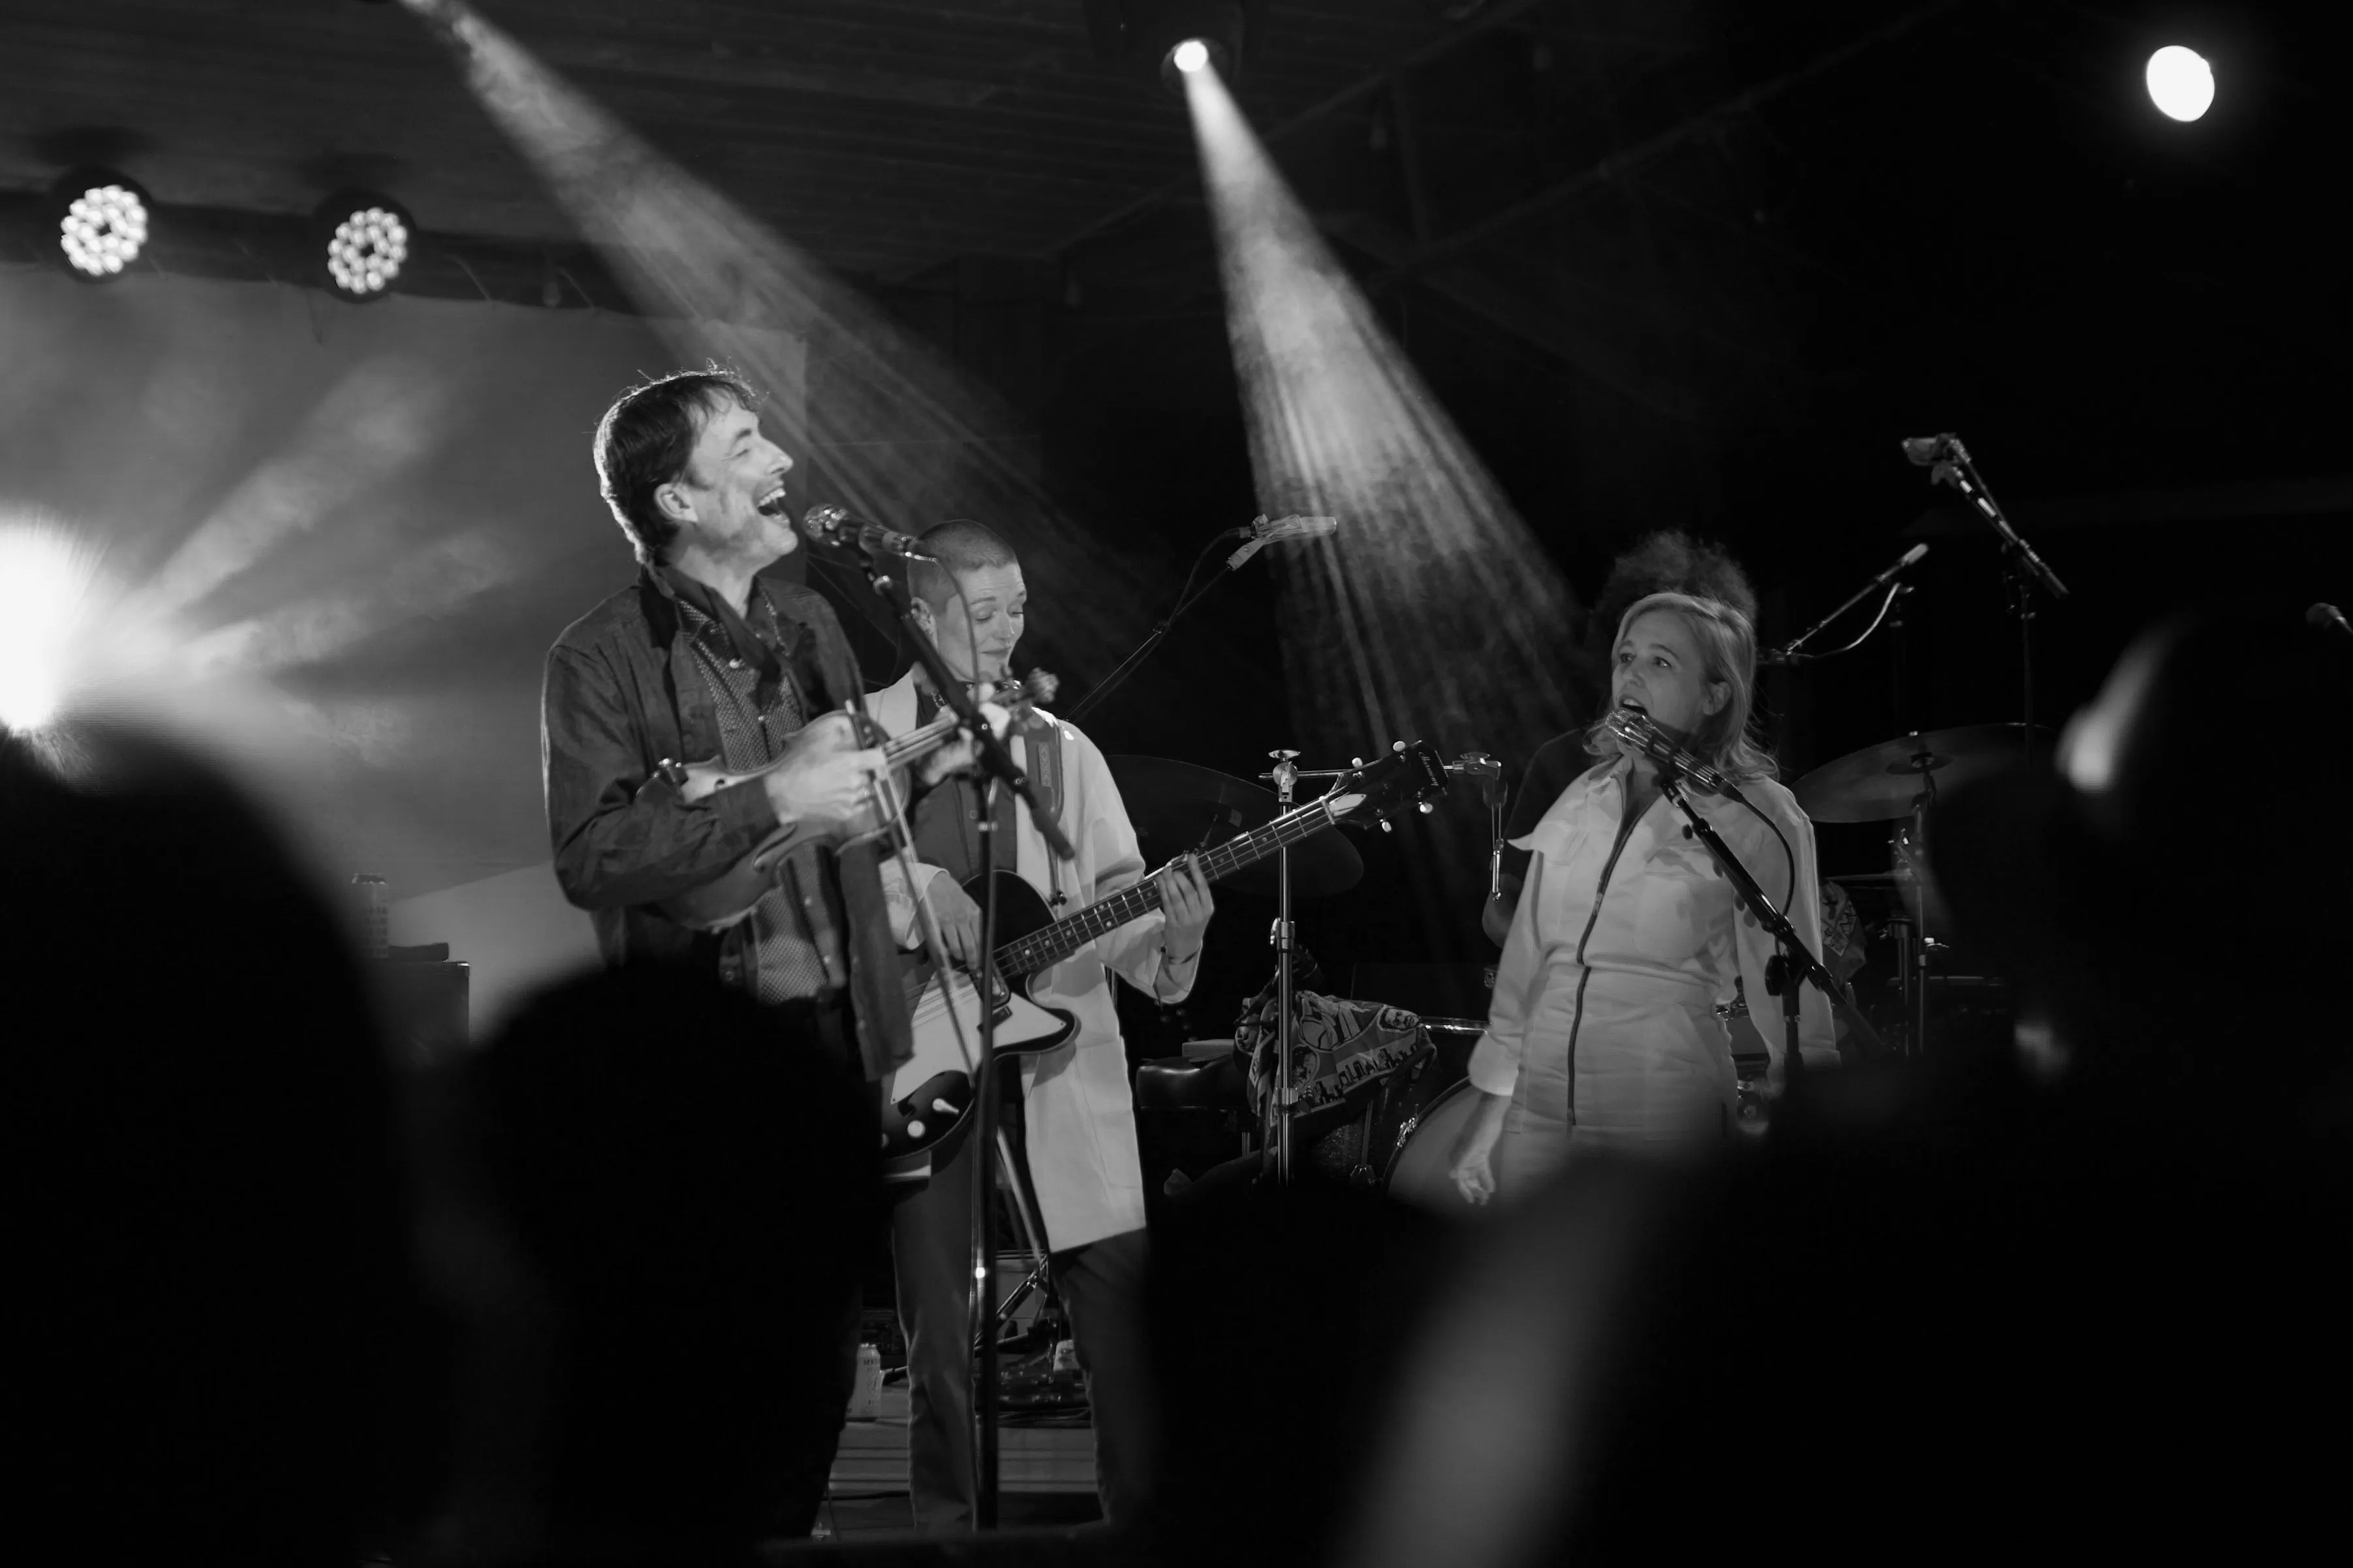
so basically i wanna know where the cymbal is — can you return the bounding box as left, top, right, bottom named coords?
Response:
left=1107, top=754, right=1364, bottom=899
left=1793, top=724, right=2049, bottom=823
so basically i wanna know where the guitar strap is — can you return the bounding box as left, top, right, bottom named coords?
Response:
left=1021, top=715, right=1068, bottom=908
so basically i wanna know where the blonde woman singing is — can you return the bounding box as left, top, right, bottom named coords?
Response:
left=1450, top=592, right=1839, bottom=1203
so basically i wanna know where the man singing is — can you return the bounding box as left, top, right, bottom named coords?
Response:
left=540, top=369, right=962, bottom=1541
left=868, top=519, right=1216, bottom=1531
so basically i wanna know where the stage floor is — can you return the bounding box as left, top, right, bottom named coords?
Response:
left=828, top=1381, right=1099, bottom=1501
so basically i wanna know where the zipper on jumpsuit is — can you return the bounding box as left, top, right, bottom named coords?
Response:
left=1561, top=799, right=1647, bottom=1128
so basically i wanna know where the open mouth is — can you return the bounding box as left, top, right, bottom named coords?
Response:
left=753, top=483, right=790, bottom=517
left=1618, top=699, right=1647, bottom=715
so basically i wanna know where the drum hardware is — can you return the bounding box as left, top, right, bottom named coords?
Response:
left=1107, top=754, right=1363, bottom=899
left=1797, top=724, right=2048, bottom=1058
left=1790, top=724, right=2050, bottom=825
left=1268, top=749, right=1301, bottom=1184
left=1243, top=742, right=1459, bottom=1182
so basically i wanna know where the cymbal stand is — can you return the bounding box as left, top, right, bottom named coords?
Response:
left=1267, top=750, right=1299, bottom=1183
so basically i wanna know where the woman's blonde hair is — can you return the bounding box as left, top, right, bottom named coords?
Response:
left=1583, top=591, right=1779, bottom=781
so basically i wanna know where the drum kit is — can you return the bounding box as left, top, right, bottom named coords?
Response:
left=1791, top=722, right=2048, bottom=1056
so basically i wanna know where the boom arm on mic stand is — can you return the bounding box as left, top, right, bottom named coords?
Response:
left=1903, top=433, right=2065, bottom=743
left=1651, top=763, right=1888, bottom=1068
left=1064, top=514, right=1338, bottom=726
left=1764, top=543, right=1929, bottom=667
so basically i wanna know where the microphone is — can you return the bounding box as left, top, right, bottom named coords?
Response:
left=1901, top=433, right=1956, bottom=467
left=800, top=504, right=937, bottom=562
left=1226, top=513, right=1339, bottom=570
left=2311, top=603, right=2353, bottom=640
left=1604, top=707, right=1745, bottom=801
left=1760, top=543, right=1931, bottom=666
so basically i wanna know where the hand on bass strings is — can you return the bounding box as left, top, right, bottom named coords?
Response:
left=921, top=876, right=985, bottom=970
left=762, top=742, right=886, bottom=827
left=1157, top=852, right=1215, bottom=961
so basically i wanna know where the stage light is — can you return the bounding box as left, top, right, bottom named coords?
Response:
left=313, top=191, right=414, bottom=301
left=2145, top=45, right=2215, bottom=122
left=0, top=524, right=102, bottom=733
left=1102, top=1, right=1249, bottom=90
left=50, top=169, right=149, bottom=281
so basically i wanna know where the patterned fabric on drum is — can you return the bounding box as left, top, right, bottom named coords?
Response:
left=1233, top=985, right=1426, bottom=1126
left=1471, top=752, right=1838, bottom=1192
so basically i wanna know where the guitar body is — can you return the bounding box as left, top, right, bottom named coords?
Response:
left=880, top=871, right=1080, bottom=1186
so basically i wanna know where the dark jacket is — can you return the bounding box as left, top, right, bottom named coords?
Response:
left=540, top=568, right=912, bottom=1082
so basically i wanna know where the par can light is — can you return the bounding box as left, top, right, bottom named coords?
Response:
left=50, top=169, right=150, bottom=281
left=313, top=191, right=414, bottom=301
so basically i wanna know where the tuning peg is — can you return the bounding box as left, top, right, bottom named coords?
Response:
left=1352, top=757, right=1363, bottom=767
left=1418, top=801, right=1435, bottom=814
left=1392, top=740, right=1406, bottom=752
left=1379, top=820, right=1394, bottom=833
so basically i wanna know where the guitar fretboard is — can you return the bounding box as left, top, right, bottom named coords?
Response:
left=993, top=795, right=1348, bottom=979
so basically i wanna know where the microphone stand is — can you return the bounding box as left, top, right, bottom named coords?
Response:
left=1063, top=519, right=1259, bottom=727
left=847, top=549, right=1074, bottom=1533
left=1920, top=437, right=2066, bottom=748
left=1652, top=767, right=1888, bottom=1073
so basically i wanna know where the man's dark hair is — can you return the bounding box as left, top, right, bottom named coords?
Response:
left=1589, top=530, right=1758, bottom=647
left=593, top=369, right=757, bottom=568
left=909, top=518, right=1020, bottom=611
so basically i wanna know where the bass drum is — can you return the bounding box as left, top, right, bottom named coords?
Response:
left=1384, top=1080, right=1484, bottom=1212
left=1373, top=1017, right=1486, bottom=1214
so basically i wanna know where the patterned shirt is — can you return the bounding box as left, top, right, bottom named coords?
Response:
left=674, top=588, right=850, bottom=1004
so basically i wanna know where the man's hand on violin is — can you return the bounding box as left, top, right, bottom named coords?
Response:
left=764, top=742, right=887, bottom=827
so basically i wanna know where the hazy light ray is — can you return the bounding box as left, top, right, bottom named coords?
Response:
left=144, top=356, right=452, bottom=620
left=0, top=514, right=343, bottom=780
left=1184, top=63, right=1583, bottom=914
left=179, top=527, right=527, bottom=680
left=399, top=0, right=1161, bottom=678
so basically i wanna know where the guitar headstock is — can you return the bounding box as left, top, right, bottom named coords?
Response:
left=1320, top=740, right=1451, bottom=830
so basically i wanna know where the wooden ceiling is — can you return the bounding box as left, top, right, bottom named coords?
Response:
left=0, top=0, right=1493, bottom=278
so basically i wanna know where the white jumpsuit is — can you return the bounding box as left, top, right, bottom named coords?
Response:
left=1468, top=755, right=1839, bottom=1193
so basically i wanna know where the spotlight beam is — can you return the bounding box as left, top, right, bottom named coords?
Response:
left=1181, top=57, right=1583, bottom=919
left=397, top=0, right=1165, bottom=684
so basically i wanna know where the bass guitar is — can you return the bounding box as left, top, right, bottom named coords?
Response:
left=878, top=739, right=1452, bottom=1185
left=653, top=672, right=1055, bottom=932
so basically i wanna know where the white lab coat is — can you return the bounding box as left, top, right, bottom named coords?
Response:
left=869, top=670, right=1200, bottom=1250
